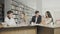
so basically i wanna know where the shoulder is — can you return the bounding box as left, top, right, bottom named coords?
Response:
left=5, top=16, right=9, bottom=20
left=49, top=18, right=52, bottom=20
left=39, top=15, right=42, bottom=18
left=5, top=16, right=9, bottom=21
left=11, top=18, right=15, bottom=20
left=32, top=16, right=36, bottom=18
left=39, top=15, right=42, bottom=17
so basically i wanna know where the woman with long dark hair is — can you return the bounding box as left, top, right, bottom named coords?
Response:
left=45, top=11, right=53, bottom=25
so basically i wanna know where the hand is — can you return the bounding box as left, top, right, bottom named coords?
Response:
left=31, top=22, right=34, bottom=25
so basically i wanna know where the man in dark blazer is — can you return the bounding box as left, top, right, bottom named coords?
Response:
left=31, top=11, right=42, bottom=24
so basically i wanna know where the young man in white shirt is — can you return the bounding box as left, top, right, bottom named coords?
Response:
left=4, top=10, right=16, bottom=26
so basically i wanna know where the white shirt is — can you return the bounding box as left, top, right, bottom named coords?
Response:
left=45, top=18, right=52, bottom=24
left=35, top=17, right=38, bottom=23
left=5, top=16, right=16, bottom=26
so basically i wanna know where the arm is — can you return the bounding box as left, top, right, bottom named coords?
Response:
left=31, top=16, right=34, bottom=22
left=40, top=16, right=46, bottom=25
left=4, top=17, right=9, bottom=26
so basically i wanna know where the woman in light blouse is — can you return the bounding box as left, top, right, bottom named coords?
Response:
left=20, top=12, right=28, bottom=25
left=41, top=11, right=54, bottom=25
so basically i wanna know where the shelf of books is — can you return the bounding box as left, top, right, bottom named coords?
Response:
left=11, top=0, right=35, bottom=23
left=0, top=4, right=4, bottom=22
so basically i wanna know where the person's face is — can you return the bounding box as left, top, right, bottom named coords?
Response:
left=21, top=14, right=24, bottom=18
left=8, top=13, right=13, bottom=18
left=45, top=13, right=48, bottom=18
left=35, top=13, right=39, bottom=17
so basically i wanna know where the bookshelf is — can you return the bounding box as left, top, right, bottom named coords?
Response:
left=0, top=4, right=4, bottom=22
left=11, top=0, right=35, bottom=23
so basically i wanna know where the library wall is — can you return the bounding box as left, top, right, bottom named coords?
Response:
left=19, top=0, right=42, bottom=14
left=4, top=0, right=12, bottom=16
left=42, top=0, right=60, bottom=23
left=36, top=0, right=42, bottom=15
left=0, top=0, right=4, bottom=22
left=18, top=0, right=37, bottom=10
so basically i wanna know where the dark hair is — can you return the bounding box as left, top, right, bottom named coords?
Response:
left=46, top=11, right=54, bottom=23
left=7, top=10, right=13, bottom=14
left=46, top=11, right=52, bottom=18
left=35, top=11, right=39, bottom=14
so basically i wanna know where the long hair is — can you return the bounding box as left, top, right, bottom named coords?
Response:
left=46, top=11, right=53, bottom=22
left=46, top=11, right=52, bottom=18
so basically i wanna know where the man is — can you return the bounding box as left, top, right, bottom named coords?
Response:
left=5, top=10, right=16, bottom=26
left=31, top=11, right=42, bottom=24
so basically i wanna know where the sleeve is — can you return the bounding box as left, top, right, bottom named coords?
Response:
left=4, top=17, right=9, bottom=26
left=5, top=17, right=7, bottom=23
left=31, top=16, right=34, bottom=22
left=46, top=18, right=52, bottom=24
left=12, top=19, right=16, bottom=26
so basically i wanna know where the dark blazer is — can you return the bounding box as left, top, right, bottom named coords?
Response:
left=31, top=15, right=42, bottom=24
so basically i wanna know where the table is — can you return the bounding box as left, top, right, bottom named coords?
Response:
left=0, top=24, right=60, bottom=34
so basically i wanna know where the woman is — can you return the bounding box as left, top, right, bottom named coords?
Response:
left=44, top=11, right=54, bottom=25
left=19, top=12, right=28, bottom=25
left=42, top=11, right=53, bottom=25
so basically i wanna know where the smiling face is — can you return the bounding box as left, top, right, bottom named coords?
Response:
left=35, top=11, right=40, bottom=17
left=35, top=13, right=39, bottom=17
left=45, top=13, right=48, bottom=18
left=7, top=11, right=14, bottom=18
left=8, top=13, right=13, bottom=18
left=45, top=11, right=52, bottom=18
left=20, top=12, right=25, bottom=19
left=21, top=14, right=24, bottom=18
